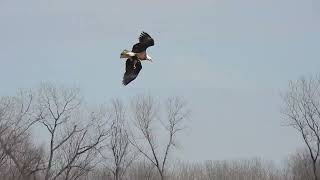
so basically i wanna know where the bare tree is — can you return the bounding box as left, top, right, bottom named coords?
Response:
left=282, top=75, right=320, bottom=180
left=98, top=99, right=137, bottom=180
left=36, top=83, right=108, bottom=180
left=129, top=95, right=189, bottom=180
left=0, top=91, right=44, bottom=180
left=286, top=149, right=315, bottom=180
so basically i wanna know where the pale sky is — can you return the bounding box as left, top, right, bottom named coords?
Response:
left=0, top=0, right=319, bottom=165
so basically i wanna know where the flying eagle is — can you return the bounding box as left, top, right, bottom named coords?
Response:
left=120, top=31, right=154, bottom=86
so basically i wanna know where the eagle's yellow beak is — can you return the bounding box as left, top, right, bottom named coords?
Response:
left=146, top=55, right=153, bottom=62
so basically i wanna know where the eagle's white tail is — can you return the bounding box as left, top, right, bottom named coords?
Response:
left=120, top=49, right=136, bottom=58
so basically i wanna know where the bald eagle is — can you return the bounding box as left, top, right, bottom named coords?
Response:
left=120, top=31, right=154, bottom=86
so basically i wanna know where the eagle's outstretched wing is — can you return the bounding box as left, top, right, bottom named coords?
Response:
left=122, top=58, right=142, bottom=86
left=139, top=31, right=154, bottom=47
left=132, top=31, right=154, bottom=53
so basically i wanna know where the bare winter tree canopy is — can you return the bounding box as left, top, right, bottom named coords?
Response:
left=1, top=81, right=320, bottom=180
left=99, top=99, right=138, bottom=180
left=282, top=75, right=320, bottom=180
left=0, top=83, right=110, bottom=180
left=36, top=83, right=109, bottom=180
left=0, top=91, right=44, bottom=180
left=0, top=84, right=193, bottom=180
left=129, top=95, right=190, bottom=180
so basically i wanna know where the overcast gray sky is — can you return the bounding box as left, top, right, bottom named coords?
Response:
left=0, top=0, right=319, bottom=164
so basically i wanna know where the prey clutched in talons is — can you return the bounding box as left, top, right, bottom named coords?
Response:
left=133, top=60, right=137, bottom=69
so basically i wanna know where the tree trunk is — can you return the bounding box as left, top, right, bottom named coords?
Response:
left=313, top=160, right=318, bottom=180
left=157, top=168, right=164, bottom=180
left=114, top=167, right=119, bottom=180
left=160, top=174, right=164, bottom=180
